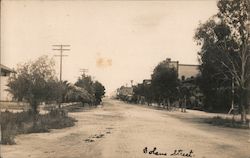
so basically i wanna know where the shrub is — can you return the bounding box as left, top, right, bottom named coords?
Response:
left=0, top=109, right=76, bottom=145
left=205, top=116, right=249, bottom=129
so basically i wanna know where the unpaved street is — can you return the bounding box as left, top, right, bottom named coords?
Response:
left=2, top=99, right=250, bottom=158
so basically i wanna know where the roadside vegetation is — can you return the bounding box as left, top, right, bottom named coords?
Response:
left=116, top=0, right=249, bottom=128
left=194, top=0, right=249, bottom=123
left=1, top=55, right=105, bottom=145
left=205, top=116, right=249, bottom=129
left=0, top=109, right=76, bottom=145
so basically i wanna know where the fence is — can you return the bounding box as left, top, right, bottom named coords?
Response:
left=0, top=101, right=81, bottom=113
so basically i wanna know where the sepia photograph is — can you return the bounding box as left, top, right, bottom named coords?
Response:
left=0, top=0, right=249, bottom=158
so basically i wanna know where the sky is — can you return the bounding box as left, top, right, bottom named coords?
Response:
left=1, top=0, right=218, bottom=95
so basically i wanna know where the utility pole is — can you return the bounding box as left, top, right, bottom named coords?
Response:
left=80, top=68, right=88, bottom=77
left=52, top=45, right=70, bottom=81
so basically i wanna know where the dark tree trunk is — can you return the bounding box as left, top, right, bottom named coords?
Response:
left=239, top=88, right=247, bottom=124
left=29, top=100, right=39, bottom=130
left=240, top=105, right=247, bottom=124
left=181, top=96, right=187, bottom=112
left=30, top=100, right=39, bottom=114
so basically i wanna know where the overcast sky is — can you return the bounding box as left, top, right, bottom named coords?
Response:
left=1, top=0, right=218, bottom=95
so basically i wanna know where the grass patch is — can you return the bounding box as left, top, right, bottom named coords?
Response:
left=0, top=109, right=76, bottom=145
left=205, top=116, right=250, bottom=129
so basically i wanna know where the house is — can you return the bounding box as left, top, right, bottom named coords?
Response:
left=0, top=64, right=14, bottom=101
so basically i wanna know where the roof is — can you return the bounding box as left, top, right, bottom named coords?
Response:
left=179, top=64, right=199, bottom=67
left=0, top=64, right=14, bottom=73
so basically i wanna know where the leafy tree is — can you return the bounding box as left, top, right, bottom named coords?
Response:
left=194, top=19, right=232, bottom=112
left=60, top=80, right=71, bottom=103
left=7, top=56, right=59, bottom=113
left=195, top=0, right=250, bottom=122
left=93, top=81, right=105, bottom=105
left=116, top=86, right=134, bottom=102
left=75, top=74, right=95, bottom=96
left=75, top=74, right=105, bottom=105
left=178, top=77, right=203, bottom=111
left=131, top=84, right=142, bottom=103
left=65, top=84, right=94, bottom=105
left=151, top=60, right=179, bottom=106
left=133, top=83, right=152, bottom=105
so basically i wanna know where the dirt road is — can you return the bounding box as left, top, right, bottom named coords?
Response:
left=2, top=99, right=249, bottom=158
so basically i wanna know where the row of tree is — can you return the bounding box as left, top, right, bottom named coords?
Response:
left=117, top=59, right=201, bottom=112
left=7, top=55, right=105, bottom=113
left=194, top=0, right=249, bottom=123
left=117, top=0, right=249, bottom=123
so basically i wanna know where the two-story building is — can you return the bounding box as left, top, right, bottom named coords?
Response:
left=163, top=58, right=200, bottom=79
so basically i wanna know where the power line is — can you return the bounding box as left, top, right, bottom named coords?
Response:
left=131, top=80, right=134, bottom=86
left=52, top=45, right=70, bottom=81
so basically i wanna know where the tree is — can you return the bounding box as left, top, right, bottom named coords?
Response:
left=133, top=83, right=152, bottom=105
left=194, top=20, right=232, bottom=112
left=75, top=74, right=105, bottom=105
left=151, top=60, right=179, bottom=107
left=7, top=56, right=59, bottom=113
left=132, top=84, right=143, bottom=103
left=178, top=77, right=203, bottom=112
left=93, top=81, right=105, bottom=105
left=195, top=0, right=250, bottom=122
left=60, top=80, right=71, bottom=103
left=75, top=74, right=95, bottom=96
left=116, top=86, right=134, bottom=102
left=65, top=84, right=94, bottom=105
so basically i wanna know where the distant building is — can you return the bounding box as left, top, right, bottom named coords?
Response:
left=165, top=58, right=179, bottom=69
left=117, top=86, right=133, bottom=97
left=137, top=58, right=200, bottom=85
left=178, top=64, right=199, bottom=80
left=0, top=64, right=14, bottom=101
left=163, top=58, right=200, bottom=79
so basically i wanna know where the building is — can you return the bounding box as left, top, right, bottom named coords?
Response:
left=138, top=58, right=200, bottom=85
left=165, top=58, right=179, bottom=69
left=178, top=64, right=199, bottom=80
left=163, top=58, right=200, bottom=79
left=116, top=86, right=134, bottom=101
left=0, top=64, right=14, bottom=101
left=117, top=86, right=133, bottom=97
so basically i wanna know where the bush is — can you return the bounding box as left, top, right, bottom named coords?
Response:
left=205, top=116, right=249, bottom=129
left=1, top=122, right=16, bottom=145
left=0, top=109, right=76, bottom=145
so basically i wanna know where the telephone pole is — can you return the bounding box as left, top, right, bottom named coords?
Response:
left=52, top=45, right=70, bottom=81
left=130, top=80, right=134, bottom=86
left=80, top=68, right=88, bottom=77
